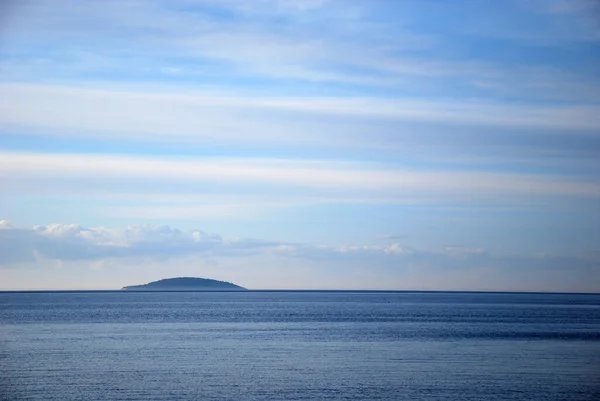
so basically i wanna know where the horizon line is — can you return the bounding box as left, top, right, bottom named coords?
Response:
left=1, top=289, right=599, bottom=295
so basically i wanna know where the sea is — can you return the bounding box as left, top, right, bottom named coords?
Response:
left=1, top=291, right=599, bottom=400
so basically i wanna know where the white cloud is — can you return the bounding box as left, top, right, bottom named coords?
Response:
left=1, top=151, right=598, bottom=203
left=0, top=222, right=269, bottom=264
left=0, top=221, right=585, bottom=264
left=0, top=221, right=598, bottom=292
left=2, top=84, right=599, bottom=142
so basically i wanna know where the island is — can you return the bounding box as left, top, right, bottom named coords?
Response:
left=121, top=277, right=247, bottom=291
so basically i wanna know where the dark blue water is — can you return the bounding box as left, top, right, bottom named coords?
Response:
left=1, top=291, right=599, bottom=400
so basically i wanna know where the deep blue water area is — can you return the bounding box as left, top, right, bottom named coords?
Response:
left=1, top=291, right=599, bottom=400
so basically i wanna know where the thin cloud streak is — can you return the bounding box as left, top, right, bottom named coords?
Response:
left=3, top=84, right=599, bottom=136
left=2, top=152, right=599, bottom=200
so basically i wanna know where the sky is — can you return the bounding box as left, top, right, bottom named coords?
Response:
left=0, top=0, right=599, bottom=291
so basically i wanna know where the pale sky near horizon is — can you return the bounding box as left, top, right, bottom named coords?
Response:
left=0, top=0, right=599, bottom=291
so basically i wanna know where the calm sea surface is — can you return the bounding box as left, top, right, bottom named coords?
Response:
left=1, top=291, right=599, bottom=400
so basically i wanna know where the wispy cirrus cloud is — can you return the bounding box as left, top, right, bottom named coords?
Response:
left=4, top=83, right=597, bottom=132
left=2, top=0, right=599, bottom=98
left=2, top=83, right=599, bottom=169
left=2, top=151, right=598, bottom=202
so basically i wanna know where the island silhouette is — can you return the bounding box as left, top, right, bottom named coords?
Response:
left=122, top=277, right=247, bottom=291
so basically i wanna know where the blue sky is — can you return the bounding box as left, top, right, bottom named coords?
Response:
left=0, top=0, right=599, bottom=291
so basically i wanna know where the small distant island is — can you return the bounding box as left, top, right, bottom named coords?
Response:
left=122, top=277, right=247, bottom=291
